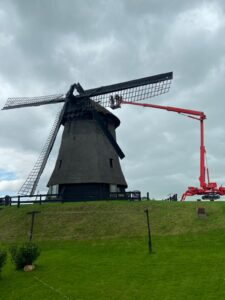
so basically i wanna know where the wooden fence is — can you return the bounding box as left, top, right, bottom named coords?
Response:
left=0, top=191, right=142, bottom=207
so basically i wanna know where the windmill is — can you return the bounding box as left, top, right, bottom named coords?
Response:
left=2, top=72, right=173, bottom=201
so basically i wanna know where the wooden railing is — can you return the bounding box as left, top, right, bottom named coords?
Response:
left=0, top=191, right=141, bottom=207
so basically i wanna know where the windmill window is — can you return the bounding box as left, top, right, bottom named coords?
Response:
left=58, top=159, right=62, bottom=169
left=51, top=185, right=59, bottom=194
left=109, top=158, right=113, bottom=168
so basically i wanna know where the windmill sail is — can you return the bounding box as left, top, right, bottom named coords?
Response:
left=18, top=104, right=66, bottom=195
left=85, top=72, right=173, bottom=107
left=2, top=94, right=65, bottom=110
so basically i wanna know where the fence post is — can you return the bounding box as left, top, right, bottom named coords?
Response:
left=39, top=195, right=42, bottom=205
left=17, top=196, right=20, bottom=208
left=4, top=195, right=11, bottom=206
left=144, top=209, right=152, bottom=253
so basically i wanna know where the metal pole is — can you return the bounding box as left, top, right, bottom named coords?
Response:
left=17, top=195, right=20, bottom=208
left=144, top=209, right=152, bottom=253
left=27, top=211, right=41, bottom=242
left=199, top=117, right=206, bottom=188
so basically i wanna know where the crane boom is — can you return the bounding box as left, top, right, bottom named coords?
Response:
left=121, top=100, right=225, bottom=201
left=121, top=100, right=205, bottom=118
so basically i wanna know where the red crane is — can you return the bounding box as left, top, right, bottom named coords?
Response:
left=120, top=100, right=225, bottom=201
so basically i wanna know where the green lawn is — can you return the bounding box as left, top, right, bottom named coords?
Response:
left=1, top=201, right=225, bottom=299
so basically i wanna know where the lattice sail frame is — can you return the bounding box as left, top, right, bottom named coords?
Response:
left=91, top=79, right=172, bottom=107
left=18, top=105, right=65, bottom=196
left=2, top=94, right=65, bottom=110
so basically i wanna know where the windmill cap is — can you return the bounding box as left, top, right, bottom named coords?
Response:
left=63, top=99, right=121, bottom=128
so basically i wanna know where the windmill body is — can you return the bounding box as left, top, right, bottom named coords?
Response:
left=2, top=72, right=172, bottom=200
left=48, top=99, right=127, bottom=200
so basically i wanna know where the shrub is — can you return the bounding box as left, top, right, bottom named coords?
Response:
left=0, top=249, right=7, bottom=276
left=10, top=243, right=40, bottom=270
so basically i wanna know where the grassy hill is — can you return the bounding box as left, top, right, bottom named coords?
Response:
left=1, top=200, right=225, bottom=242
left=1, top=200, right=225, bottom=299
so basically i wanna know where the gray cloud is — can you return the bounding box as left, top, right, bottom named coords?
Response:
left=0, top=0, right=225, bottom=199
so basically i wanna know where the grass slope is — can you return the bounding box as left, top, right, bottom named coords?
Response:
left=1, top=201, right=225, bottom=299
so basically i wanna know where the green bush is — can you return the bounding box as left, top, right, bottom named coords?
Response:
left=10, top=243, right=40, bottom=270
left=0, top=249, right=7, bottom=276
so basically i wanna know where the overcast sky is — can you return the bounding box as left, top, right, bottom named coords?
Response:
left=1, top=0, right=225, bottom=200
